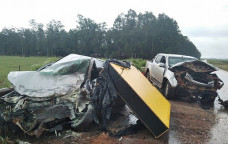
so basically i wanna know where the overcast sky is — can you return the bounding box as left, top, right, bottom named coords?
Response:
left=0, top=0, right=228, bottom=58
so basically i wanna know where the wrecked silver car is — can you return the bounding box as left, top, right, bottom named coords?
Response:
left=0, top=54, right=125, bottom=137
left=145, top=53, right=224, bottom=103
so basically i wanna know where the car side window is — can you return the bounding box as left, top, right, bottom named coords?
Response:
left=160, top=56, right=166, bottom=64
left=155, top=55, right=162, bottom=63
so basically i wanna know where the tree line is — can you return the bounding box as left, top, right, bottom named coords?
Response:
left=0, top=9, right=201, bottom=59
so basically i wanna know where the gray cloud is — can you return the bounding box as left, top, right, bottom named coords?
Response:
left=189, top=37, right=228, bottom=58
left=182, top=26, right=228, bottom=38
left=181, top=25, right=228, bottom=58
left=223, top=4, right=228, bottom=9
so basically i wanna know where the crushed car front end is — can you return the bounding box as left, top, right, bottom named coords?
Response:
left=0, top=54, right=104, bottom=137
left=170, top=60, right=224, bottom=102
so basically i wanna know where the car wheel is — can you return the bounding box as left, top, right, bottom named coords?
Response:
left=71, top=104, right=94, bottom=131
left=200, top=95, right=216, bottom=104
left=164, top=81, right=175, bottom=99
left=145, top=71, right=150, bottom=81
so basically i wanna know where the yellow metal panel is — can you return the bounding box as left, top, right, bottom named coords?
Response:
left=110, top=63, right=171, bottom=128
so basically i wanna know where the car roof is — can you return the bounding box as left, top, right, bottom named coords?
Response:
left=157, top=53, right=198, bottom=60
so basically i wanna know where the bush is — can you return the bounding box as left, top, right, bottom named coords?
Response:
left=125, top=58, right=146, bottom=72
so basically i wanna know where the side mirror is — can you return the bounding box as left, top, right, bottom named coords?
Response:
left=159, top=63, right=165, bottom=68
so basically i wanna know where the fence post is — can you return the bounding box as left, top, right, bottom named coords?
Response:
left=19, top=65, right=20, bottom=71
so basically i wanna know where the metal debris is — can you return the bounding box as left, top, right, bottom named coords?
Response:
left=218, top=95, right=228, bottom=108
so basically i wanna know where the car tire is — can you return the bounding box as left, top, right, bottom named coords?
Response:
left=164, top=81, right=175, bottom=99
left=71, top=104, right=94, bottom=131
left=200, top=95, right=216, bottom=104
left=145, top=71, right=150, bottom=81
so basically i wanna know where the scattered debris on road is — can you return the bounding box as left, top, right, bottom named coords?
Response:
left=218, top=95, right=228, bottom=108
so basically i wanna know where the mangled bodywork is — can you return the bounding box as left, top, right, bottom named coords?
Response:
left=170, top=60, right=224, bottom=102
left=0, top=54, right=106, bottom=137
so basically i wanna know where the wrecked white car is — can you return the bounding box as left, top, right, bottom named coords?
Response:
left=145, top=53, right=224, bottom=103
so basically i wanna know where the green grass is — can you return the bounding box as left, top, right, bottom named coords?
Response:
left=125, top=58, right=147, bottom=72
left=207, top=59, right=228, bottom=71
left=99, top=57, right=147, bottom=72
left=0, top=56, right=59, bottom=88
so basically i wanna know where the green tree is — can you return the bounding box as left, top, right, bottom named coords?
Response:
left=0, top=9, right=201, bottom=59
left=46, top=20, right=64, bottom=56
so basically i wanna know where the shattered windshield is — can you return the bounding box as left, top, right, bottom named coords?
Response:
left=168, top=56, right=197, bottom=67
left=40, top=54, right=91, bottom=75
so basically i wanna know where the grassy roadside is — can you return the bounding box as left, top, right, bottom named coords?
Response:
left=125, top=58, right=146, bottom=72
left=207, top=59, right=228, bottom=71
left=0, top=56, right=59, bottom=88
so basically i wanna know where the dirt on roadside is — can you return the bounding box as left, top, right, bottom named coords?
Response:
left=3, top=100, right=216, bottom=144
left=170, top=101, right=216, bottom=144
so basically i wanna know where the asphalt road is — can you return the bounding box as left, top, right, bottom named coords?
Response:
left=208, top=70, right=228, bottom=144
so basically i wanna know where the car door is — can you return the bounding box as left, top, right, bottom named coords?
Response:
left=151, top=54, right=162, bottom=82
left=156, top=56, right=166, bottom=84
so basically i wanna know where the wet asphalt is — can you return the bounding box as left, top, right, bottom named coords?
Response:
left=208, top=70, right=228, bottom=144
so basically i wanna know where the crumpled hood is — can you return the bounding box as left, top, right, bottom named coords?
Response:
left=169, top=60, right=218, bottom=73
